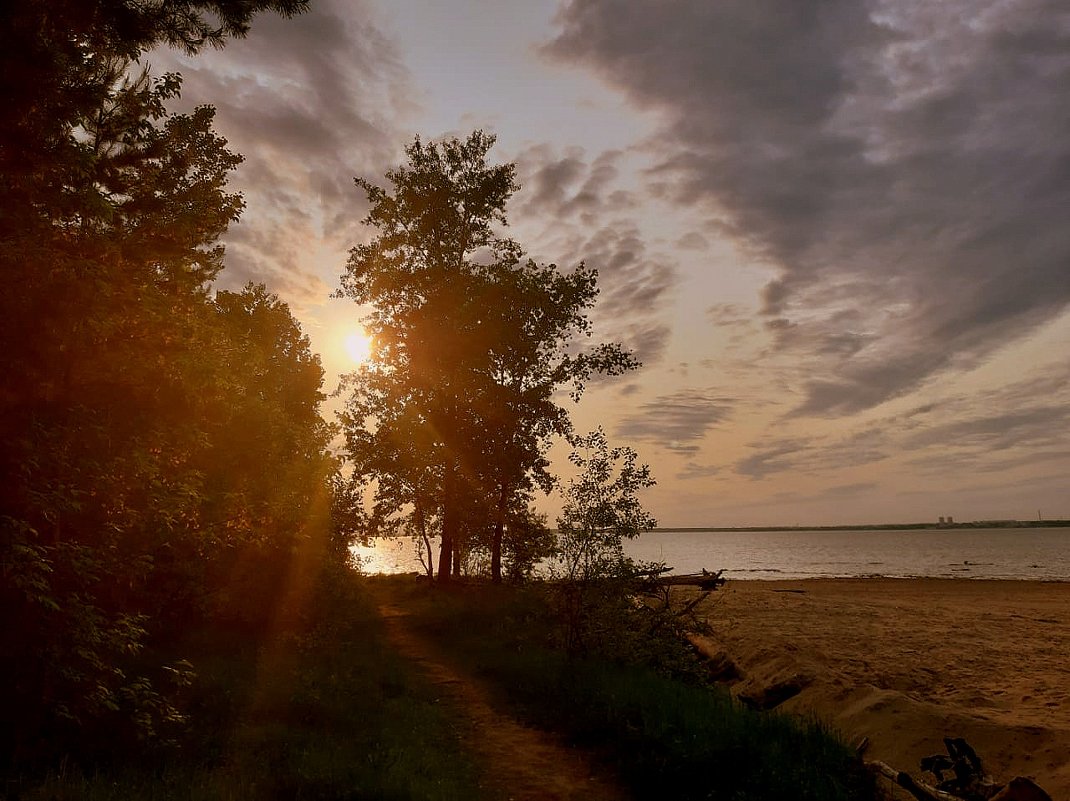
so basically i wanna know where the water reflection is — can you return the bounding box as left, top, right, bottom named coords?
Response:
left=351, top=537, right=435, bottom=575
left=352, top=528, right=1070, bottom=580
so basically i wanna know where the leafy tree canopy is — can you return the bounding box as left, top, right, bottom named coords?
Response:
left=338, top=132, right=638, bottom=582
left=1, top=1, right=308, bottom=198
left=0, top=1, right=332, bottom=763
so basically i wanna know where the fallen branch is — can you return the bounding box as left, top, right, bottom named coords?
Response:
left=653, top=568, right=727, bottom=591
left=867, top=737, right=1054, bottom=801
left=868, top=760, right=964, bottom=801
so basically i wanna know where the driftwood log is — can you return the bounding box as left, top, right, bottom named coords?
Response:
left=869, top=760, right=968, bottom=801
left=653, top=569, right=727, bottom=591
left=866, top=737, right=1053, bottom=801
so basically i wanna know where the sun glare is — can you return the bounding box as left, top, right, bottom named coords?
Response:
left=344, top=329, right=373, bottom=366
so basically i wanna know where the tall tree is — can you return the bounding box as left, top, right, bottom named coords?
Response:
left=0, top=65, right=235, bottom=755
left=338, top=132, right=638, bottom=583
left=1, top=1, right=309, bottom=238
left=0, top=1, right=329, bottom=758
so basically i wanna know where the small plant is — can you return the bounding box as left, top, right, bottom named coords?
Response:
left=550, top=429, right=657, bottom=655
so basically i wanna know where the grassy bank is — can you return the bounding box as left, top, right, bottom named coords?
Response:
left=373, top=576, right=878, bottom=801
left=10, top=572, right=880, bottom=801
left=7, top=573, right=483, bottom=801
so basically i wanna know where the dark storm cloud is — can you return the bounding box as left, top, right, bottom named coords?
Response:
left=616, top=390, right=733, bottom=453
left=147, top=0, right=410, bottom=302
left=549, top=0, right=1070, bottom=416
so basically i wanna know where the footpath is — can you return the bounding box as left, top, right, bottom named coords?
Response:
left=377, top=604, right=628, bottom=801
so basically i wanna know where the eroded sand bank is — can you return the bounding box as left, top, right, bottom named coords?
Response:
left=686, top=579, right=1069, bottom=797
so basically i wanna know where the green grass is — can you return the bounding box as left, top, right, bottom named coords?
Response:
left=375, top=577, right=879, bottom=801
left=12, top=573, right=882, bottom=801
left=10, top=573, right=484, bottom=801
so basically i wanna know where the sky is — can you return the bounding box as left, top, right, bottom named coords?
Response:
left=150, top=0, right=1070, bottom=527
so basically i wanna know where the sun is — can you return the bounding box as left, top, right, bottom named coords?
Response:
left=343, top=328, right=373, bottom=366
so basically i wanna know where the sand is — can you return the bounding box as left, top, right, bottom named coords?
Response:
left=686, top=579, right=1069, bottom=799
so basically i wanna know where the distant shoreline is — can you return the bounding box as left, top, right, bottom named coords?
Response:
left=648, top=519, right=1070, bottom=532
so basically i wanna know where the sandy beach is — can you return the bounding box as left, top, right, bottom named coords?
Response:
left=687, top=579, right=1069, bottom=798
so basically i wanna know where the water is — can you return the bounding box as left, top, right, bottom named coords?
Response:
left=353, top=527, right=1070, bottom=581
left=626, top=528, right=1070, bottom=580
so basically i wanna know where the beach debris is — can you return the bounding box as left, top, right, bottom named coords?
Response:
left=638, top=566, right=725, bottom=620
left=738, top=672, right=813, bottom=711
left=696, top=646, right=743, bottom=683
left=652, top=568, right=727, bottom=591
left=868, top=760, right=964, bottom=801
left=867, top=737, right=1053, bottom=801
left=921, top=738, right=993, bottom=798
left=989, top=778, right=1053, bottom=801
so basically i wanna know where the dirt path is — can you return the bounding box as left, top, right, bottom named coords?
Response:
left=377, top=604, right=629, bottom=801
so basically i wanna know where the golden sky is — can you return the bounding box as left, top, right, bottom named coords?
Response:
left=150, top=0, right=1070, bottom=526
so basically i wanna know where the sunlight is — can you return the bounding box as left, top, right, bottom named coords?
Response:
left=344, top=328, right=373, bottom=366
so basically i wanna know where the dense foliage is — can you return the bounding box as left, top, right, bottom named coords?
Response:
left=380, top=579, right=880, bottom=801
left=14, top=575, right=484, bottom=801
left=338, top=132, right=638, bottom=582
left=0, top=0, right=333, bottom=766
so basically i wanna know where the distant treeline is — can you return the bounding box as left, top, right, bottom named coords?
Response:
left=648, top=520, right=1070, bottom=532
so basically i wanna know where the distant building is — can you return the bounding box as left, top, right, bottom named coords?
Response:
left=938, top=516, right=945, bottom=525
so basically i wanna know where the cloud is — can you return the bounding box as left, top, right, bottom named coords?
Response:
left=905, top=406, right=1070, bottom=453
left=548, top=0, right=1070, bottom=415
left=735, top=437, right=815, bottom=479
left=514, top=145, right=636, bottom=223
left=512, top=146, right=679, bottom=365
left=677, top=462, right=723, bottom=480
left=735, top=359, right=1070, bottom=478
left=616, top=390, right=733, bottom=452
left=677, top=232, right=709, bottom=251
left=147, top=0, right=413, bottom=304
left=593, top=235, right=672, bottom=317
left=816, top=482, right=878, bottom=498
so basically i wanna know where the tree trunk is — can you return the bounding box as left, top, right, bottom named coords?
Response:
left=415, top=501, right=433, bottom=579
left=437, top=465, right=455, bottom=583
left=490, top=484, right=507, bottom=583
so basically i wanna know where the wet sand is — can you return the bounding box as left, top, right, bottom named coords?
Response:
left=687, top=579, right=1069, bottom=797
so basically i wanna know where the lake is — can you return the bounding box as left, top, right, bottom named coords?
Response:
left=353, top=527, right=1070, bottom=581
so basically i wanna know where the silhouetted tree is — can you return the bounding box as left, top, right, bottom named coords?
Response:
left=0, top=2, right=331, bottom=761
left=338, top=132, right=638, bottom=583
left=552, top=429, right=657, bottom=653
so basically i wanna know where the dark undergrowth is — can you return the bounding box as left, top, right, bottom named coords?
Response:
left=372, top=576, right=880, bottom=801
left=4, top=571, right=483, bottom=801
left=8, top=571, right=882, bottom=801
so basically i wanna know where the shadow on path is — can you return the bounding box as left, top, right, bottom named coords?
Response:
left=377, top=604, right=629, bottom=801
